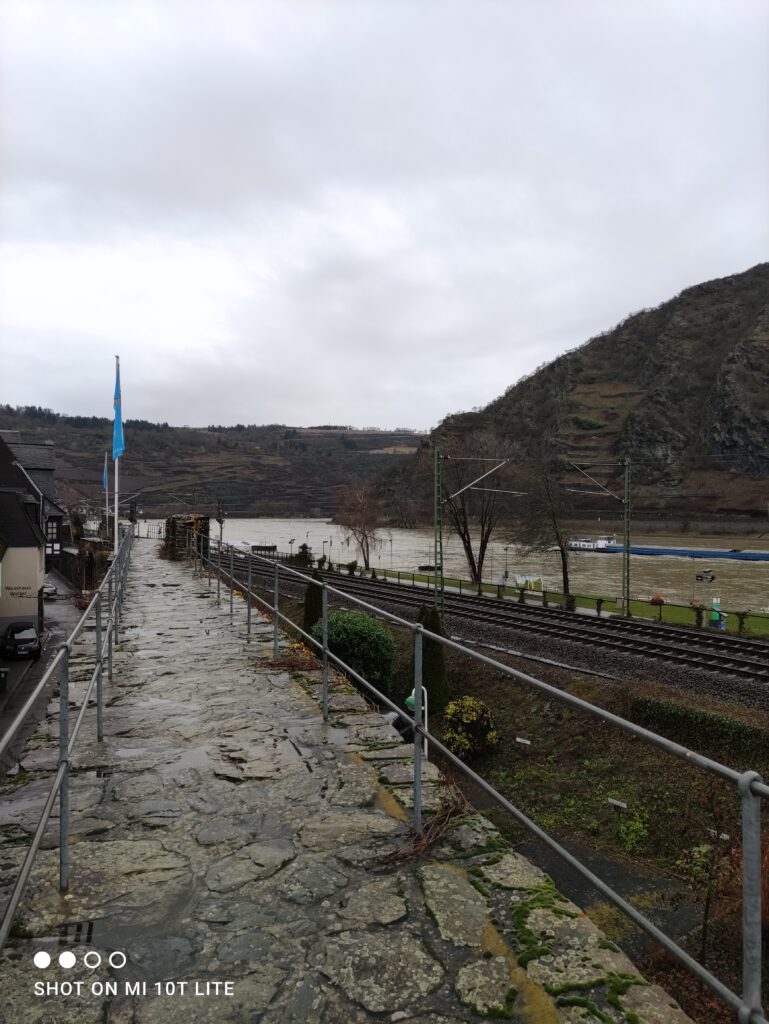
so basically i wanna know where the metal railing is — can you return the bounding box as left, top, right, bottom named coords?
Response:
left=138, top=521, right=165, bottom=540
left=189, top=528, right=766, bottom=1024
left=0, top=529, right=134, bottom=951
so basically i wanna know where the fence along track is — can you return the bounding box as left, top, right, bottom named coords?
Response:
left=190, top=531, right=768, bottom=1024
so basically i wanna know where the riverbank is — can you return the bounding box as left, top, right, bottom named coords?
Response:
left=183, top=515, right=769, bottom=609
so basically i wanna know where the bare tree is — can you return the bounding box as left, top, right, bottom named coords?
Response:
left=335, top=483, right=380, bottom=570
left=440, top=432, right=518, bottom=586
left=511, top=455, right=574, bottom=600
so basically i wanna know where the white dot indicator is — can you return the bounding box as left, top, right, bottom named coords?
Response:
left=59, top=951, right=76, bottom=969
left=33, top=951, right=51, bottom=969
left=83, top=951, right=102, bottom=969
left=108, top=951, right=127, bottom=969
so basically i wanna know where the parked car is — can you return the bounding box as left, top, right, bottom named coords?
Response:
left=1, top=622, right=42, bottom=660
left=43, top=582, right=58, bottom=599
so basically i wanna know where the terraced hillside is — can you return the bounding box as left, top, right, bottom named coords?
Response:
left=0, top=411, right=422, bottom=517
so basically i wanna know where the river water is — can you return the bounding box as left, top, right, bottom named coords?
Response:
left=210, top=517, right=769, bottom=612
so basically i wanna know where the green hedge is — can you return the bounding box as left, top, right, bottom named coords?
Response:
left=630, top=695, right=769, bottom=763
left=312, top=610, right=395, bottom=691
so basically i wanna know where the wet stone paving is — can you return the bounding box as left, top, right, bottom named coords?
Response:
left=0, top=539, right=694, bottom=1023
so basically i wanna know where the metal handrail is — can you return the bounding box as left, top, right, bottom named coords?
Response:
left=192, top=529, right=766, bottom=1024
left=0, top=528, right=134, bottom=950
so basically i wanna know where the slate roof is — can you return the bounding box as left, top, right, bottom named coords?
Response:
left=6, top=442, right=56, bottom=471
left=0, top=436, right=32, bottom=490
left=0, top=490, right=46, bottom=548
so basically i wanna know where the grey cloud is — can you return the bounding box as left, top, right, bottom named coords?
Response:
left=0, top=0, right=767, bottom=430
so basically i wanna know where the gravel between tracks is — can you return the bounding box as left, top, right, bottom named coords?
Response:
left=236, top=568, right=769, bottom=717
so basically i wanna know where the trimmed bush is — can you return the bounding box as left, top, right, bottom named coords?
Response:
left=416, top=605, right=451, bottom=714
left=442, top=696, right=499, bottom=760
left=296, top=542, right=313, bottom=566
left=312, top=610, right=395, bottom=690
left=302, top=570, right=323, bottom=635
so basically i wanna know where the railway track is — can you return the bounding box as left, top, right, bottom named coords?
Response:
left=215, top=552, right=769, bottom=684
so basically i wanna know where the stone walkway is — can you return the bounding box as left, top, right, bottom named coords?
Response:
left=0, top=539, right=694, bottom=1023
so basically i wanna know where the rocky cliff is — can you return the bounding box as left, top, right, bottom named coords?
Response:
left=419, top=263, right=769, bottom=520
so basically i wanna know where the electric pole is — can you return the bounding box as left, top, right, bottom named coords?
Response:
left=622, top=457, right=631, bottom=615
left=433, top=447, right=444, bottom=616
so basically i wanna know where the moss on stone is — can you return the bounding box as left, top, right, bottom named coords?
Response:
left=485, top=986, right=518, bottom=1019
left=470, top=877, right=491, bottom=898
left=509, top=881, right=579, bottom=967
left=554, top=994, right=614, bottom=1023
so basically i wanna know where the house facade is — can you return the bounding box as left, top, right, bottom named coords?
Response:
left=0, top=436, right=47, bottom=631
left=0, top=492, right=45, bottom=631
left=0, top=431, right=65, bottom=564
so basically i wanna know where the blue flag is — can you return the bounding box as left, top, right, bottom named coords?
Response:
left=112, top=357, right=125, bottom=460
left=103, top=452, right=108, bottom=490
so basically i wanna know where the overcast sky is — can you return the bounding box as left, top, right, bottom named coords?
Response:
left=1, top=1, right=767, bottom=432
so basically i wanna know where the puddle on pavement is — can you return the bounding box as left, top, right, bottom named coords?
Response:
left=158, top=745, right=212, bottom=775
left=0, top=778, right=52, bottom=820
left=321, top=727, right=349, bottom=746
left=112, top=747, right=151, bottom=759
left=13, top=749, right=58, bottom=772
left=284, top=722, right=349, bottom=751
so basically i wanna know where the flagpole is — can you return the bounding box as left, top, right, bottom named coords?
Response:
left=112, top=355, right=125, bottom=555
left=114, top=455, right=119, bottom=554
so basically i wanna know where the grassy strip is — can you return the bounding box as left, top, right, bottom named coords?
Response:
left=375, top=567, right=769, bottom=634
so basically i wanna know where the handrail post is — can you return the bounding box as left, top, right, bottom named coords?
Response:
left=59, top=647, right=70, bottom=891
left=739, top=772, right=764, bottom=1022
left=321, top=584, right=329, bottom=722
left=95, top=593, right=104, bottom=741
left=107, top=576, right=114, bottom=680
left=113, top=560, right=120, bottom=645
left=217, top=542, right=221, bottom=602
left=273, top=562, right=280, bottom=660
left=412, top=627, right=423, bottom=832
left=207, top=537, right=212, bottom=588
left=246, top=552, right=252, bottom=635
left=229, top=549, right=234, bottom=624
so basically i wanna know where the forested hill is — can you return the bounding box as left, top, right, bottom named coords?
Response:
left=392, top=263, right=769, bottom=524
left=0, top=408, right=422, bottom=517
